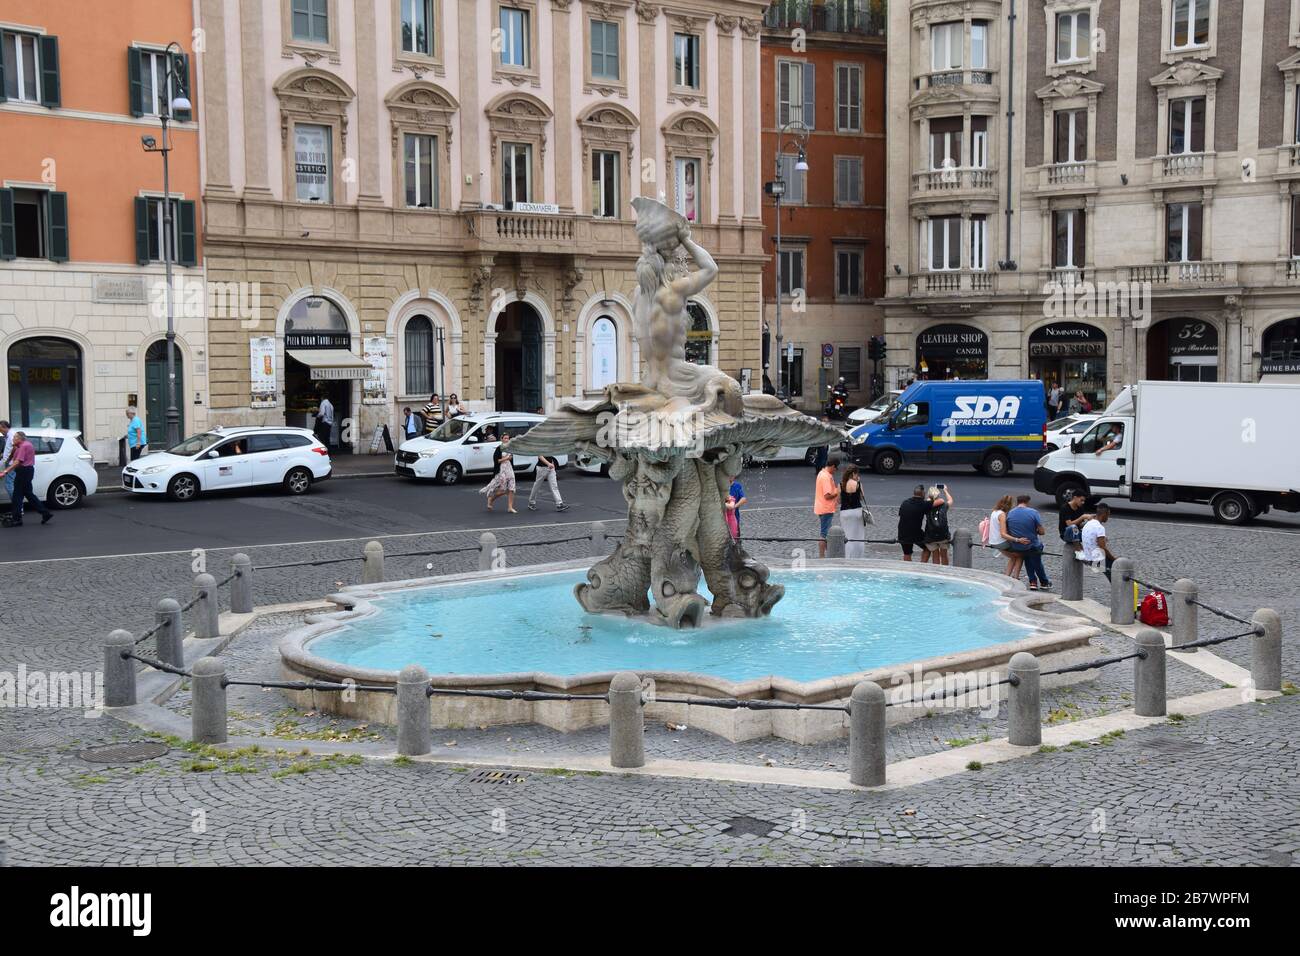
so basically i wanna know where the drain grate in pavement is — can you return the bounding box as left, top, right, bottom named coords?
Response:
left=465, top=769, right=530, bottom=786
left=78, top=742, right=171, bottom=764
left=721, top=815, right=775, bottom=838
left=0, top=731, right=65, bottom=752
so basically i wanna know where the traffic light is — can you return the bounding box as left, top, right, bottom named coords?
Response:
left=868, top=335, right=886, bottom=361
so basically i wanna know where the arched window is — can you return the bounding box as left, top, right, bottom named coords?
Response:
left=590, top=315, right=618, bottom=390
left=7, top=337, right=83, bottom=430
left=685, top=301, right=711, bottom=365
left=404, top=315, right=439, bottom=395
left=285, top=295, right=348, bottom=334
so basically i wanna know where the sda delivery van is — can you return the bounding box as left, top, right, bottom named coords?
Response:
left=843, top=380, right=1048, bottom=476
left=1032, top=381, right=1300, bottom=524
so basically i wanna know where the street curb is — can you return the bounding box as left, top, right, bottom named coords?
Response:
left=94, top=466, right=395, bottom=495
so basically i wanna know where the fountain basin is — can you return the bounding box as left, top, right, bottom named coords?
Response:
left=278, top=559, right=1098, bottom=744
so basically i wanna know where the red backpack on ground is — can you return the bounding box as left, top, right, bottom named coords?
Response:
left=1138, top=591, right=1170, bottom=627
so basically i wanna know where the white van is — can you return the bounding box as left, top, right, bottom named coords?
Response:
left=394, top=412, right=567, bottom=484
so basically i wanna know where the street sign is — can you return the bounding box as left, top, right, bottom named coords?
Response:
left=822, top=343, right=834, bottom=358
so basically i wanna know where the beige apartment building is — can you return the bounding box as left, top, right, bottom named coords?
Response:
left=196, top=0, right=770, bottom=452
left=882, top=0, right=1300, bottom=404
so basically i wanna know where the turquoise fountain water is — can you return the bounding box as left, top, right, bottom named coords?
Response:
left=308, top=568, right=1028, bottom=683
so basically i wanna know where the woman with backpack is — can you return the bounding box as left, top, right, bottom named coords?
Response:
left=983, top=493, right=1022, bottom=579
left=922, top=484, right=954, bottom=565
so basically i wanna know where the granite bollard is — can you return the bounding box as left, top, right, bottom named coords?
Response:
left=1250, top=608, right=1282, bottom=693
left=192, top=572, right=219, bottom=639
left=191, top=656, right=228, bottom=744
left=397, top=664, right=432, bottom=756
left=479, top=532, right=499, bottom=571
left=952, top=528, right=972, bottom=568
left=827, top=525, right=846, bottom=559
left=1170, top=579, right=1198, bottom=650
left=1110, top=558, right=1135, bottom=626
left=608, top=672, right=645, bottom=768
left=849, top=681, right=886, bottom=787
left=154, top=598, right=183, bottom=667
left=103, top=630, right=137, bottom=707
left=362, top=541, right=385, bottom=584
left=1133, top=628, right=1167, bottom=717
left=230, top=553, right=254, bottom=613
left=1007, top=652, right=1042, bottom=746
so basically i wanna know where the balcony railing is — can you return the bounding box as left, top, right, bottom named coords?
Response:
left=1155, top=151, right=1213, bottom=181
left=911, top=270, right=998, bottom=294
left=763, top=1, right=885, bottom=36
left=1046, top=162, right=1088, bottom=186
left=1127, top=261, right=1237, bottom=286
left=912, top=167, right=997, bottom=192
left=914, top=69, right=996, bottom=91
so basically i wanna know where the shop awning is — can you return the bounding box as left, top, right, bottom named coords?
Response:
left=286, top=348, right=371, bottom=380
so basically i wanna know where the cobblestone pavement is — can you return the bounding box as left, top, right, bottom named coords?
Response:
left=1, top=506, right=1297, bottom=865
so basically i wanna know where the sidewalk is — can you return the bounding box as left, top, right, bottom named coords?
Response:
left=94, top=451, right=395, bottom=492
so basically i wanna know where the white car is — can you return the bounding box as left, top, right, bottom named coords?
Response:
left=3, top=428, right=98, bottom=509
left=123, top=426, right=331, bottom=501
left=1044, top=413, right=1099, bottom=452
left=846, top=390, right=903, bottom=426
left=394, top=412, right=567, bottom=484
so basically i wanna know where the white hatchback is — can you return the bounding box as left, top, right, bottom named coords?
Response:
left=3, top=428, right=98, bottom=509
left=123, top=426, right=331, bottom=501
left=394, top=412, right=566, bottom=484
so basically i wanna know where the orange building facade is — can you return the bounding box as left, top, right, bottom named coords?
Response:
left=760, top=1, right=885, bottom=410
left=0, top=0, right=206, bottom=461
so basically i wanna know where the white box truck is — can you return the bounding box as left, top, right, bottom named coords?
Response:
left=1033, top=381, right=1300, bottom=524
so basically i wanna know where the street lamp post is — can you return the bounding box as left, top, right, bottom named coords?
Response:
left=142, top=42, right=192, bottom=449
left=767, top=122, right=809, bottom=402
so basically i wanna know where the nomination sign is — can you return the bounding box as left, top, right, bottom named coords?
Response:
left=1028, top=322, right=1107, bottom=357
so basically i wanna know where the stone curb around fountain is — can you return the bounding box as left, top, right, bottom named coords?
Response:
left=274, top=557, right=1103, bottom=744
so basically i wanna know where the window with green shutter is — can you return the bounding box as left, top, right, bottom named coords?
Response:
left=38, top=35, right=59, bottom=107
left=178, top=200, right=196, bottom=266
left=0, top=188, right=67, bottom=262
left=128, top=46, right=144, bottom=117
left=2, top=30, right=58, bottom=106
left=0, top=189, right=15, bottom=260
left=46, top=191, right=68, bottom=261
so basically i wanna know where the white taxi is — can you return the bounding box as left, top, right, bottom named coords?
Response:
left=394, top=412, right=566, bottom=484
left=123, top=426, right=331, bottom=501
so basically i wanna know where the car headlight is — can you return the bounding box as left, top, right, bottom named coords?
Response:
left=418, top=451, right=440, bottom=459
left=142, top=465, right=170, bottom=475
left=1037, top=455, right=1051, bottom=468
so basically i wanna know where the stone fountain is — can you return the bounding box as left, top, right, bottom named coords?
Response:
left=510, top=197, right=844, bottom=629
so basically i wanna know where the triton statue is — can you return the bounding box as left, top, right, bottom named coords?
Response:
left=510, top=197, right=844, bottom=628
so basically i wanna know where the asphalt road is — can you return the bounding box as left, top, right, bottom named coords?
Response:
left=3, top=458, right=1297, bottom=564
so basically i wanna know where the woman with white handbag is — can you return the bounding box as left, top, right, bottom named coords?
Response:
left=840, top=464, right=872, bottom=559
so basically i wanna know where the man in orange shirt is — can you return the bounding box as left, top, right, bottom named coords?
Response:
left=814, top=455, right=841, bottom=557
